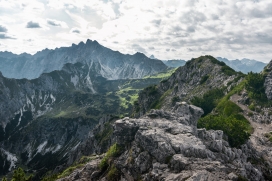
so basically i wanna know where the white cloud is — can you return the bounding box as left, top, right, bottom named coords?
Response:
left=0, top=0, right=271, bottom=62
left=47, top=19, right=68, bottom=28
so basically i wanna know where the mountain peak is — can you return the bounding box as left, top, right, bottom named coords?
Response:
left=0, top=39, right=167, bottom=80
left=78, top=41, right=85, bottom=46
left=150, top=54, right=156, bottom=59
left=188, top=55, right=227, bottom=67
left=85, top=39, right=101, bottom=48
left=134, top=52, right=147, bottom=58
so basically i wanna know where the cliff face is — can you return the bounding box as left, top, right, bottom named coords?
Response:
left=0, top=62, right=99, bottom=128
left=58, top=102, right=264, bottom=181
left=0, top=40, right=167, bottom=80
left=136, top=56, right=241, bottom=116
left=264, top=60, right=272, bottom=100
left=0, top=62, right=102, bottom=176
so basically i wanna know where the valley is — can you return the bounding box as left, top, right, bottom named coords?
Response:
left=0, top=43, right=172, bottom=180
left=0, top=46, right=271, bottom=181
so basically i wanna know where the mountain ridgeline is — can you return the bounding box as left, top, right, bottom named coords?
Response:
left=0, top=40, right=167, bottom=80
left=149, top=54, right=266, bottom=73
left=135, top=56, right=242, bottom=116
left=216, top=57, right=267, bottom=73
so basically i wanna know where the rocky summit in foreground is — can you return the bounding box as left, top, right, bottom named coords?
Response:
left=58, top=102, right=264, bottom=181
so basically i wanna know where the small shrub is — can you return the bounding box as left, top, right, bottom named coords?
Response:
left=191, top=88, right=224, bottom=117
left=10, top=167, right=33, bottom=181
left=264, top=132, right=272, bottom=142
left=206, top=55, right=226, bottom=66
left=58, top=164, right=84, bottom=178
left=160, top=79, right=168, bottom=83
left=145, top=85, right=158, bottom=96
left=99, top=143, right=121, bottom=171
left=223, top=101, right=242, bottom=116
left=164, top=155, right=173, bottom=164
left=248, top=112, right=253, bottom=117
left=106, top=165, right=119, bottom=180
left=237, top=175, right=248, bottom=181
left=198, top=114, right=250, bottom=147
left=248, top=103, right=255, bottom=111
left=134, top=101, right=140, bottom=112
left=245, top=72, right=266, bottom=100
left=41, top=174, right=58, bottom=181
left=171, top=96, right=180, bottom=105
left=200, top=75, right=209, bottom=84
left=221, top=66, right=236, bottom=76
left=79, top=155, right=96, bottom=164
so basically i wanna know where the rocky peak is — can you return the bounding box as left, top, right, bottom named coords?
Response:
left=136, top=55, right=240, bottom=116
left=60, top=102, right=263, bottom=181
left=0, top=40, right=167, bottom=80
left=134, top=52, right=147, bottom=58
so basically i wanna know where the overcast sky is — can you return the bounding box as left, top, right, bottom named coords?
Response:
left=0, top=0, right=272, bottom=62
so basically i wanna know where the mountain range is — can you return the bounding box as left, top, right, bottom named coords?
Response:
left=149, top=54, right=187, bottom=68
left=216, top=57, right=267, bottom=73
left=0, top=40, right=167, bottom=80
left=0, top=41, right=272, bottom=181
left=149, top=55, right=266, bottom=73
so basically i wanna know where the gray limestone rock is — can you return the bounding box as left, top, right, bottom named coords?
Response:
left=264, top=60, right=272, bottom=100
left=59, top=102, right=266, bottom=181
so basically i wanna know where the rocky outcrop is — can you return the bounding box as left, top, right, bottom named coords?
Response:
left=59, top=102, right=265, bottom=181
left=0, top=40, right=167, bottom=80
left=264, top=60, right=272, bottom=100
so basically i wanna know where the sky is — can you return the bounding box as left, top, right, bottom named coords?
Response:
left=0, top=0, right=272, bottom=62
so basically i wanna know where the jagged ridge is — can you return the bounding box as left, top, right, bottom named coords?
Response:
left=135, top=55, right=242, bottom=116
left=0, top=40, right=167, bottom=80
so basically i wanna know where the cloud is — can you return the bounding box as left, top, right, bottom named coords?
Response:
left=47, top=19, right=68, bottom=28
left=26, top=21, right=41, bottom=28
left=0, top=25, right=7, bottom=32
left=70, top=28, right=80, bottom=34
left=131, top=44, right=147, bottom=54
left=0, top=33, right=15, bottom=39
left=72, top=29, right=80, bottom=34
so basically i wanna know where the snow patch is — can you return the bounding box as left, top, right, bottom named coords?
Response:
left=85, top=64, right=96, bottom=93
left=50, top=94, right=56, bottom=102
left=26, top=95, right=35, bottom=112
left=71, top=75, right=79, bottom=87
left=16, top=109, right=23, bottom=126
left=1, top=149, right=18, bottom=171
left=52, top=144, right=62, bottom=153
left=37, top=141, right=48, bottom=153
left=72, top=142, right=81, bottom=151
